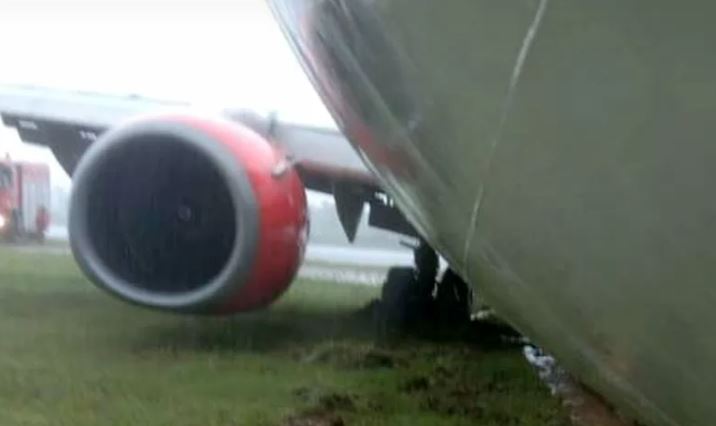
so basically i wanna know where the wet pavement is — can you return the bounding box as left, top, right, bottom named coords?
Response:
left=5, top=242, right=390, bottom=286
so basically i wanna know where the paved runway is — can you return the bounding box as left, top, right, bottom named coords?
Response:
left=9, top=242, right=401, bottom=286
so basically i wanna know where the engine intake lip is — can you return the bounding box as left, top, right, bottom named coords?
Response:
left=69, top=118, right=259, bottom=313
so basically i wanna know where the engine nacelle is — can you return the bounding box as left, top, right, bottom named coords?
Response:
left=69, top=114, right=308, bottom=314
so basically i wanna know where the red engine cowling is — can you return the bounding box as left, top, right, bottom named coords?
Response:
left=69, top=114, right=308, bottom=314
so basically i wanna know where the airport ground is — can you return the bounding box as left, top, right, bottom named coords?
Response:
left=0, top=246, right=570, bottom=425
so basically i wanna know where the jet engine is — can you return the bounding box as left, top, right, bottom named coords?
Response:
left=69, top=114, right=308, bottom=314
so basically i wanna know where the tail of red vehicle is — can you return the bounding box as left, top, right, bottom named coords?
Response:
left=0, top=159, right=50, bottom=242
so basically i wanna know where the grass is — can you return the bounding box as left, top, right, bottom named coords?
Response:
left=0, top=247, right=569, bottom=425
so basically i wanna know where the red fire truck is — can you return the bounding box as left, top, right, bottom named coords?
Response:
left=0, top=158, right=50, bottom=242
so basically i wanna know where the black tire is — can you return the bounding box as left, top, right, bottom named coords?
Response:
left=435, top=269, right=472, bottom=326
left=380, top=267, right=415, bottom=329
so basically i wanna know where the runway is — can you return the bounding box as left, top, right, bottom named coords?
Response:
left=8, top=241, right=408, bottom=286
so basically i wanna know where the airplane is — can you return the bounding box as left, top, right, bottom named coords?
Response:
left=0, top=85, right=429, bottom=310
left=265, top=2, right=715, bottom=426
left=0, top=1, right=713, bottom=425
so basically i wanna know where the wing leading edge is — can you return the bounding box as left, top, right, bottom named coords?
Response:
left=0, top=85, right=416, bottom=240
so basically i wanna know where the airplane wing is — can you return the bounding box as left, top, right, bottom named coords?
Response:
left=0, top=85, right=415, bottom=241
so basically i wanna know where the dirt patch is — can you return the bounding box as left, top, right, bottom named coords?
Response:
left=318, top=393, right=356, bottom=412
left=293, top=388, right=356, bottom=412
left=524, top=346, right=637, bottom=426
left=566, top=385, right=636, bottom=426
left=399, top=376, right=430, bottom=393
left=397, top=362, right=489, bottom=418
left=419, top=383, right=486, bottom=418
left=282, top=409, right=344, bottom=426
left=355, top=296, right=524, bottom=349
left=284, top=389, right=356, bottom=426
left=301, top=342, right=398, bottom=369
left=404, top=357, right=553, bottom=423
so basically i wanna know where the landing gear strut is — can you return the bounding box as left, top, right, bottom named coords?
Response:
left=379, top=240, right=472, bottom=333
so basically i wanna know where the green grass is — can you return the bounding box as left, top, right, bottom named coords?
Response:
left=0, top=247, right=569, bottom=425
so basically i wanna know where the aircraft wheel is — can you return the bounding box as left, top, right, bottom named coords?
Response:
left=380, top=266, right=415, bottom=332
left=435, top=268, right=472, bottom=327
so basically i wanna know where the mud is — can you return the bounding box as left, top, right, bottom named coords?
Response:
left=399, top=376, right=430, bottom=393
left=292, top=388, right=356, bottom=412
left=358, top=276, right=637, bottom=426
left=355, top=289, right=633, bottom=426
left=356, top=295, right=523, bottom=348
left=524, top=346, right=637, bottom=426
left=284, top=389, right=356, bottom=426
left=417, top=365, right=489, bottom=418
left=282, top=410, right=345, bottom=426
left=300, top=341, right=398, bottom=369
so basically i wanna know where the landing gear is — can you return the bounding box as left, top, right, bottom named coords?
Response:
left=435, top=268, right=472, bottom=327
left=378, top=240, right=472, bottom=334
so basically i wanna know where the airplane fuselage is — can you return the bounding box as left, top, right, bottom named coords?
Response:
left=270, top=1, right=716, bottom=425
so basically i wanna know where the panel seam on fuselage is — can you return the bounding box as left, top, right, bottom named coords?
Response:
left=461, top=0, right=550, bottom=275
